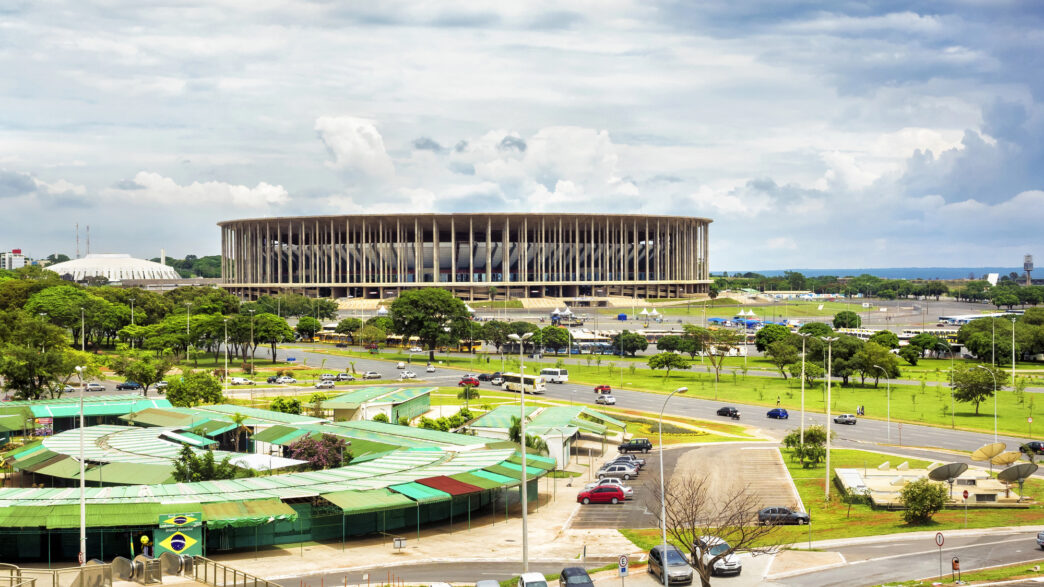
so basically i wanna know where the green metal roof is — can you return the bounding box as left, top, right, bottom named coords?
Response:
left=80, top=462, right=174, bottom=485
left=46, top=503, right=170, bottom=529
left=252, top=425, right=318, bottom=445
left=120, top=408, right=199, bottom=428
left=334, top=421, right=492, bottom=447
left=0, top=394, right=172, bottom=419
left=449, top=472, right=503, bottom=490
left=484, top=462, right=542, bottom=481
left=389, top=482, right=450, bottom=504
left=324, top=387, right=433, bottom=410
left=0, top=415, right=25, bottom=433
left=578, top=407, right=626, bottom=430
left=4, top=441, right=45, bottom=461
left=322, top=488, right=415, bottom=514
left=202, top=498, right=298, bottom=529
left=40, top=425, right=240, bottom=467
left=13, top=450, right=62, bottom=472
left=507, top=454, right=556, bottom=471
left=33, top=457, right=82, bottom=479
left=179, top=404, right=325, bottom=426
left=470, top=469, right=519, bottom=487
left=469, top=405, right=539, bottom=429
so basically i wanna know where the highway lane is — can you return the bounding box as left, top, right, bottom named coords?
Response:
left=275, top=558, right=620, bottom=586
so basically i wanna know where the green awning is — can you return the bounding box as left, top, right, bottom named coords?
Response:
left=321, top=488, right=415, bottom=515
left=80, top=462, right=174, bottom=485
left=5, top=441, right=45, bottom=461
left=470, top=469, right=519, bottom=487
left=389, top=482, right=451, bottom=504
left=0, top=415, right=24, bottom=433
left=449, top=472, right=503, bottom=490
left=251, top=425, right=298, bottom=444
left=0, top=506, right=52, bottom=528
left=34, top=457, right=83, bottom=479
left=161, top=430, right=217, bottom=448
left=46, top=503, right=169, bottom=529
left=191, top=421, right=237, bottom=438
left=120, top=408, right=195, bottom=428
left=507, top=455, right=556, bottom=471
left=484, top=463, right=541, bottom=481
left=15, top=450, right=62, bottom=472
left=202, top=499, right=297, bottom=529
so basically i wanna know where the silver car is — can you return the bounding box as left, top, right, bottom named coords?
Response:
left=597, top=463, right=638, bottom=480
left=649, top=544, right=693, bottom=585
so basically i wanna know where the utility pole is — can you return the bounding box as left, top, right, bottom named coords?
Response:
left=823, top=336, right=838, bottom=500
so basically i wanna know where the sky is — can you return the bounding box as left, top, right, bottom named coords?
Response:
left=2, top=1, right=1042, bottom=270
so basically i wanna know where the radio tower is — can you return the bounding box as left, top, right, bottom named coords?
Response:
left=1026, top=254, right=1034, bottom=286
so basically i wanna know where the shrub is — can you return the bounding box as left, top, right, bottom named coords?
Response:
left=372, top=413, right=389, bottom=423
left=899, top=478, right=947, bottom=524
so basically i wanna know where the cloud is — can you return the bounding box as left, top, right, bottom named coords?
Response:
left=412, top=137, right=445, bottom=153
left=315, top=117, right=396, bottom=180
left=0, top=170, right=37, bottom=199
left=103, top=172, right=288, bottom=208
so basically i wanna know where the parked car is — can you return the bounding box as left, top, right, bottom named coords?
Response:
left=1037, top=530, right=1044, bottom=550
left=558, top=567, right=593, bottom=587
left=230, top=377, right=255, bottom=385
left=314, top=380, right=335, bottom=389
left=583, top=478, right=633, bottom=499
left=276, top=376, right=297, bottom=384
left=610, top=453, right=646, bottom=468
left=62, top=384, right=76, bottom=393
left=336, top=373, right=355, bottom=381
left=363, top=371, right=382, bottom=380
left=834, top=414, right=857, bottom=425
left=716, top=406, right=740, bottom=418
left=426, top=365, right=436, bottom=373
left=85, top=382, right=105, bottom=392
left=320, top=373, right=337, bottom=381
left=618, top=438, right=653, bottom=453
left=476, top=581, right=500, bottom=587
left=401, top=370, right=416, bottom=379
left=409, top=346, right=423, bottom=353
left=577, top=485, right=626, bottom=504
left=491, top=376, right=504, bottom=386
left=594, top=384, right=611, bottom=394
left=155, top=381, right=168, bottom=390
left=766, top=408, right=789, bottom=420
left=597, top=463, right=638, bottom=480
left=596, top=394, right=616, bottom=405
left=694, top=536, right=742, bottom=576
left=396, top=362, right=406, bottom=369
left=267, top=376, right=279, bottom=384
left=517, top=572, right=548, bottom=587
left=115, top=381, right=143, bottom=391
left=477, top=373, right=493, bottom=381
left=758, top=506, right=810, bottom=525
left=648, top=544, right=694, bottom=585
left=459, top=376, right=481, bottom=387
left=1020, top=441, right=1044, bottom=455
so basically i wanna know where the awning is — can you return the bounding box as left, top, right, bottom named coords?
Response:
left=507, top=455, right=556, bottom=471
left=469, top=469, right=519, bottom=487
left=415, top=476, right=483, bottom=496
left=161, top=430, right=217, bottom=448
left=33, top=457, right=82, bottom=479
left=79, top=462, right=174, bottom=485
left=484, top=463, right=542, bottom=481
left=0, top=415, right=24, bottom=433
left=449, top=472, right=504, bottom=490
left=16, top=451, right=63, bottom=472
left=321, top=488, right=415, bottom=515
left=189, top=420, right=238, bottom=438
left=202, top=498, right=298, bottom=529
left=46, top=502, right=171, bottom=529
left=0, top=506, right=52, bottom=528
left=251, top=426, right=317, bottom=446
left=389, top=482, right=451, bottom=504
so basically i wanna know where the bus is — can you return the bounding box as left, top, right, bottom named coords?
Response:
left=501, top=373, right=547, bottom=394
left=540, top=368, right=569, bottom=383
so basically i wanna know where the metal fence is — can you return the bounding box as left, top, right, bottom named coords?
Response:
left=192, top=557, right=281, bottom=587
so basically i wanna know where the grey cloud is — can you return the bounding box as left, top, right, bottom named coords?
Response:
left=113, top=178, right=145, bottom=190
left=449, top=162, right=475, bottom=175
left=498, top=136, right=526, bottom=152
left=412, top=137, right=445, bottom=152
left=454, top=140, right=469, bottom=153
left=0, top=170, right=37, bottom=198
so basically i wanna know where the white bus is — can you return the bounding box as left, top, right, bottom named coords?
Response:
left=502, top=373, right=547, bottom=394
left=540, top=368, right=569, bottom=384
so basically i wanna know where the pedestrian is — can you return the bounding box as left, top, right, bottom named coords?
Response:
left=776, top=395, right=781, bottom=407
left=140, top=535, right=153, bottom=558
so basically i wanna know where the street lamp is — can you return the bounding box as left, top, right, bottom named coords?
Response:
left=976, top=364, right=998, bottom=442
left=658, top=386, right=688, bottom=586
left=74, top=365, right=86, bottom=566
left=507, top=331, right=534, bottom=573
left=1011, top=316, right=1017, bottom=392
left=797, top=332, right=812, bottom=446
left=873, top=364, right=891, bottom=443
left=822, top=336, right=838, bottom=500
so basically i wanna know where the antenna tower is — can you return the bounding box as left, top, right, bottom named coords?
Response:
left=1026, top=254, right=1034, bottom=286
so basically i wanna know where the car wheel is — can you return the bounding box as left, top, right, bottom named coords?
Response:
left=582, top=498, right=590, bottom=504
left=611, top=497, right=619, bottom=504
left=623, top=474, right=631, bottom=480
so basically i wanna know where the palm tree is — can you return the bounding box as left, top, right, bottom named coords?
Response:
left=230, top=412, right=250, bottom=453
left=457, top=384, right=480, bottom=410
left=508, top=416, right=548, bottom=456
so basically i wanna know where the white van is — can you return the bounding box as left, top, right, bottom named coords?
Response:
left=540, top=368, right=568, bottom=384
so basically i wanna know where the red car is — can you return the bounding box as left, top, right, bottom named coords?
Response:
left=458, top=376, right=481, bottom=387
left=594, top=385, right=611, bottom=394
left=577, top=485, right=625, bottom=505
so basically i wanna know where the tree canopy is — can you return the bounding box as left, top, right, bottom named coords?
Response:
left=390, top=288, right=471, bottom=360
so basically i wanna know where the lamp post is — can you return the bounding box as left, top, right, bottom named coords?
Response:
left=74, top=365, right=86, bottom=565
left=129, top=297, right=136, bottom=349
left=873, top=364, right=891, bottom=443
left=976, top=364, right=998, bottom=442
left=658, top=386, right=688, bottom=586
left=822, top=336, right=838, bottom=500
left=797, top=332, right=811, bottom=446
left=507, top=331, right=534, bottom=573
left=249, top=309, right=256, bottom=374
left=1011, top=316, right=1017, bottom=392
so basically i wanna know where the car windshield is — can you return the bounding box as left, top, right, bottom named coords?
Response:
left=524, top=582, right=547, bottom=587
left=664, top=550, right=688, bottom=565
left=564, top=574, right=589, bottom=584
left=707, top=543, right=730, bottom=556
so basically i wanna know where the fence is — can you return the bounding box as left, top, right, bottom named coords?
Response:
left=192, top=557, right=281, bottom=587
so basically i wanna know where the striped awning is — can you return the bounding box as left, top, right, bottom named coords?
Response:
left=389, top=482, right=451, bottom=504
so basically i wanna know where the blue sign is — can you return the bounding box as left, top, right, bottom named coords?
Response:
left=287, top=357, right=297, bottom=362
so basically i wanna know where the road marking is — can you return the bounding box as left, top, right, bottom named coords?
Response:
left=840, top=536, right=1029, bottom=565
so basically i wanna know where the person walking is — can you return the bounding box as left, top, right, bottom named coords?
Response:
left=776, top=395, right=781, bottom=407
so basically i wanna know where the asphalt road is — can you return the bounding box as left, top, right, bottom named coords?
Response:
left=776, top=530, right=1044, bottom=586
left=277, top=558, right=619, bottom=586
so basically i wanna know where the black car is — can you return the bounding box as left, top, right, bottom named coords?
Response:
left=558, top=567, right=593, bottom=587
left=717, top=407, right=740, bottom=418
left=1020, top=441, right=1044, bottom=455
left=267, top=376, right=279, bottom=384
left=618, top=438, right=653, bottom=453
left=477, top=373, right=493, bottom=381
left=757, top=506, right=810, bottom=525
left=115, top=381, right=143, bottom=391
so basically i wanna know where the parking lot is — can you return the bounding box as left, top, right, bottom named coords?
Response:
left=569, top=446, right=684, bottom=530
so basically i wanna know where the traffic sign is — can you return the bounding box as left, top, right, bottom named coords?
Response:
left=962, top=490, right=969, bottom=500
left=619, top=555, right=629, bottom=577
left=935, top=532, right=944, bottom=546
left=1029, top=417, right=1034, bottom=423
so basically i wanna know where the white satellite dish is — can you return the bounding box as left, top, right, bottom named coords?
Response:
left=877, top=461, right=890, bottom=470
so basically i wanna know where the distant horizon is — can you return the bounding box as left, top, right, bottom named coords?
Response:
left=718, top=266, right=1026, bottom=280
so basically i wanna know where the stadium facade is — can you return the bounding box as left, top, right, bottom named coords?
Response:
left=218, top=213, right=711, bottom=300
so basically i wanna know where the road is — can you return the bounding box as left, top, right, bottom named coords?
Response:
left=276, top=558, right=620, bottom=586
left=775, top=530, right=1044, bottom=586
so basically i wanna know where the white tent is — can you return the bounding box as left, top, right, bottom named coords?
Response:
left=650, top=309, right=661, bottom=316
left=376, top=306, right=389, bottom=316
left=561, top=307, right=574, bottom=315
left=551, top=308, right=561, bottom=315
left=639, top=308, right=650, bottom=316
left=464, top=304, right=475, bottom=314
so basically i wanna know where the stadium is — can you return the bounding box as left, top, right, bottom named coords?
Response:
left=218, top=213, right=711, bottom=300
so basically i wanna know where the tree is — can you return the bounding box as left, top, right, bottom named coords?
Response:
left=832, top=310, right=861, bottom=329
left=765, top=341, right=798, bottom=379
left=108, top=351, right=176, bottom=396
left=295, top=316, right=321, bottom=340
left=655, top=475, right=779, bottom=587
left=754, top=324, right=790, bottom=352
left=335, top=317, right=362, bottom=334
left=787, top=361, right=824, bottom=387
left=165, top=371, right=224, bottom=407
left=540, top=325, right=569, bottom=354
left=254, top=313, right=294, bottom=361
left=288, top=433, right=352, bottom=470
left=798, top=322, right=833, bottom=337
left=507, top=415, right=548, bottom=454
left=647, top=352, right=691, bottom=380
left=230, top=412, right=250, bottom=453
left=656, top=335, right=683, bottom=353
left=908, top=333, right=942, bottom=358
left=457, top=384, right=480, bottom=410
left=390, top=288, right=471, bottom=361
left=701, top=329, right=743, bottom=382
left=480, top=321, right=511, bottom=354
left=898, top=345, right=920, bottom=366
left=611, top=330, right=648, bottom=357
left=782, top=424, right=833, bottom=468
left=269, top=396, right=302, bottom=415
left=807, top=335, right=864, bottom=386
left=899, top=478, right=948, bottom=524
left=867, top=330, right=899, bottom=349
left=852, top=342, right=900, bottom=386
left=172, top=446, right=239, bottom=482
left=952, top=364, right=1005, bottom=415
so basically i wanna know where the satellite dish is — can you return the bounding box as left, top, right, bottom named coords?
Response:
left=928, top=462, right=968, bottom=498
left=897, top=462, right=909, bottom=471
left=877, top=461, right=890, bottom=470
left=970, top=443, right=1005, bottom=461
left=991, top=451, right=1022, bottom=467
left=997, top=463, right=1039, bottom=502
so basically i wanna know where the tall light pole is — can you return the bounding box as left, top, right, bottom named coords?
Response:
left=507, top=331, right=534, bottom=573
left=658, top=386, right=688, bottom=586
left=74, top=365, right=86, bottom=566
left=797, top=332, right=811, bottom=446
left=873, top=364, right=891, bottom=443
left=822, top=336, right=838, bottom=500
left=1011, top=316, right=1017, bottom=392
left=976, top=364, right=998, bottom=442
left=249, top=309, right=256, bottom=374
left=129, top=297, right=136, bottom=350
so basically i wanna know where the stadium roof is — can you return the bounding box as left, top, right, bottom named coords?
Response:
left=46, top=254, right=182, bottom=282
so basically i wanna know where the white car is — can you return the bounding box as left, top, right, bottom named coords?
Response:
left=396, top=362, right=406, bottom=369
left=491, top=376, right=504, bottom=386
left=583, top=478, right=634, bottom=499
left=596, top=394, right=616, bottom=405
left=517, top=573, right=547, bottom=587
left=230, top=377, right=254, bottom=385
left=695, top=536, right=742, bottom=576
left=320, top=373, right=337, bottom=381
left=363, top=371, right=381, bottom=380
left=425, top=365, right=436, bottom=373
left=314, top=380, right=335, bottom=389
left=276, top=376, right=297, bottom=384
left=409, top=346, right=423, bottom=353
left=401, top=370, right=416, bottom=379
left=85, top=382, right=105, bottom=392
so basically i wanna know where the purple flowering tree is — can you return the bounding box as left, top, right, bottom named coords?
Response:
left=288, top=433, right=351, bottom=470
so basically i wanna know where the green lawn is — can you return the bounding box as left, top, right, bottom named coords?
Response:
left=880, top=558, right=1044, bottom=585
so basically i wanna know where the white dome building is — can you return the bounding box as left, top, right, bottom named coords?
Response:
left=47, top=254, right=182, bottom=282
